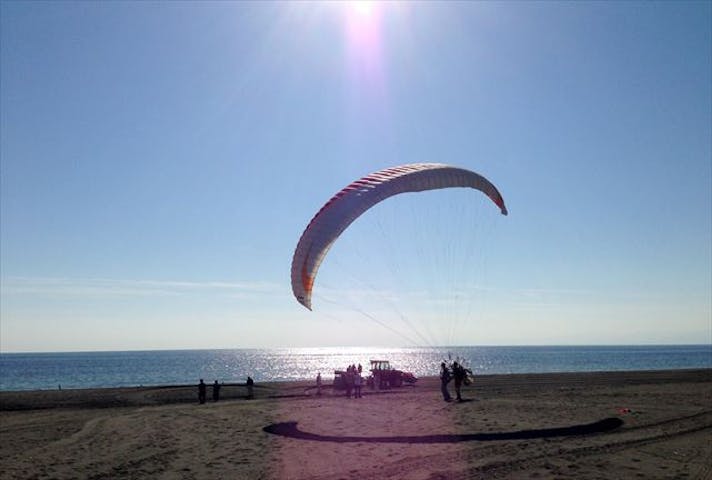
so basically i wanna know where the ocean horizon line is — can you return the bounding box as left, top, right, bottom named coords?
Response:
left=2, top=343, right=710, bottom=356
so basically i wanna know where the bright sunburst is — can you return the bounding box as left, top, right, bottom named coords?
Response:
left=347, top=1, right=375, bottom=17
left=343, top=0, right=384, bottom=81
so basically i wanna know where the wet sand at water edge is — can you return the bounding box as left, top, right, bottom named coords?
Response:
left=1, top=369, right=710, bottom=479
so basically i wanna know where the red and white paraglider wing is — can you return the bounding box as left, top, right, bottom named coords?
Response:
left=290, top=163, right=507, bottom=310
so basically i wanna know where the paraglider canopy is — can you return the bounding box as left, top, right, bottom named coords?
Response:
left=291, top=163, right=507, bottom=310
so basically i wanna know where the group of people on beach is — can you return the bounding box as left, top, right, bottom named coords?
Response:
left=440, top=361, right=471, bottom=402
left=316, top=364, right=365, bottom=398
left=342, top=363, right=364, bottom=398
left=196, top=362, right=467, bottom=404
left=197, top=376, right=254, bottom=403
left=198, top=379, right=221, bottom=404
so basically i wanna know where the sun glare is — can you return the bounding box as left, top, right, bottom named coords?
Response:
left=348, top=1, right=375, bottom=17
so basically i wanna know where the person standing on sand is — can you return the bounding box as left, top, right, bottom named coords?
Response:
left=212, top=380, right=221, bottom=402
left=344, top=370, right=353, bottom=399
left=316, top=372, right=322, bottom=396
left=440, top=362, right=452, bottom=402
left=452, top=362, right=466, bottom=402
left=198, top=379, right=207, bottom=404
left=354, top=370, right=362, bottom=398
left=246, top=376, right=254, bottom=399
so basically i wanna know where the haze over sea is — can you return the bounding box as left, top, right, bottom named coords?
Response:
left=1, top=345, right=710, bottom=392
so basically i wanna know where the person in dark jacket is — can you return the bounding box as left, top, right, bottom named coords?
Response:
left=246, top=376, right=254, bottom=399
left=440, top=362, right=452, bottom=402
left=198, top=379, right=207, bottom=404
left=212, top=380, right=221, bottom=402
left=452, top=362, right=466, bottom=402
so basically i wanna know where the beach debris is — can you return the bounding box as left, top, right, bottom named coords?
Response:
left=617, top=407, right=642, bottom=416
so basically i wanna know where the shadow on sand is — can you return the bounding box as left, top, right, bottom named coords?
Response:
left=263, top=417, right=623, bottom=444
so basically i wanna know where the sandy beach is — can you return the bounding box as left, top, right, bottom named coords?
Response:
left=1, top=369, right=710, bottom=479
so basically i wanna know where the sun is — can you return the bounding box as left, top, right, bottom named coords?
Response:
left=347, top=1, right=375, bottom=18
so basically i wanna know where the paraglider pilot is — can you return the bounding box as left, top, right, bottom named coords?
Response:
left=452, top=361, right=466, bottom=402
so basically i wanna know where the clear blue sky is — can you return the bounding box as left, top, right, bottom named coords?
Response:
left=1, top=1, right=710, bottom=352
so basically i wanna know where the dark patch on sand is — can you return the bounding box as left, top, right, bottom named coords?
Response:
left=263, top=417, right=624, bottom=443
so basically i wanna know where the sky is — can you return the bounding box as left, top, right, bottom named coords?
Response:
left=1, top=1, right=710, bottom=352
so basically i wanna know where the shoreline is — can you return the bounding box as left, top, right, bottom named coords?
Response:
left=1, top=368, right=709, bottom=411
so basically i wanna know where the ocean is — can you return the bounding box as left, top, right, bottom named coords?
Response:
left=1, top=345, right=710, bottom=391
